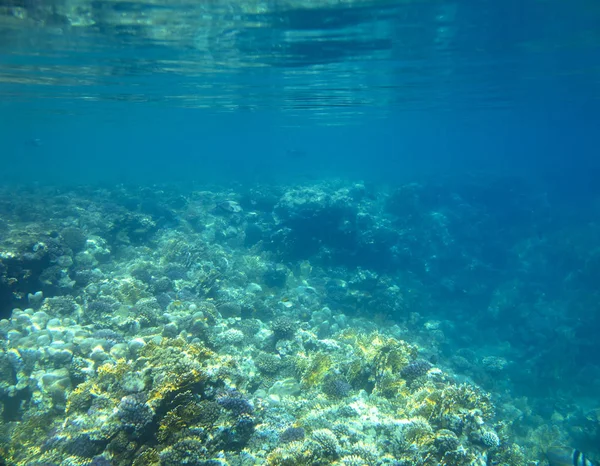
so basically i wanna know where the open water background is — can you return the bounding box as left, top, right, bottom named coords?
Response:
left=0, top=0, right=598, bottom=187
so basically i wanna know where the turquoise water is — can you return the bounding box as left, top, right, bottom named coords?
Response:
left=1, top=0, right=599, bottom=184
left=0, top=1, right=599, bottom=465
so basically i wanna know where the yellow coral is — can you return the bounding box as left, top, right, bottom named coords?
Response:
left=161, top=238, right=190, bottom=264
left=266, top=441, right=316, bottom=466
left=372, top=338, right=417, bottom=379
left=97, top=358, right=129, bottom=378
left=402, top=417, right=435, bottom=446
left=148, top=369, right=207, bottom=407
left=65, top=384, right=94, bottom=415
left=132, top=447, right=161, bottom=466
left=492, top=444, right=526, bottom=466
left=373, top=373, right=407, bottom=399
left=333, top=331, right=420, bottom=398
left=183, top=343, right=215, bottom=361
left=5, top=412, right=56, bottom=465
left=402, top=383, right=494, bottom=427
left=298, top=352, right=333, bottom=387
left=157, top=409, right=188, bottom=443
left=338, top=330, right=417, bottom=375
left=403, top=386, right=438, bottom=419
left=113, top=277, right=150, bottom=305
left=148, top=381, right=180, bottom=405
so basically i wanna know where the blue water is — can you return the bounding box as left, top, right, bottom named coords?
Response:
left=1, top=0, right=598, bottom=186
left=1, top=0, right=600, bottom=462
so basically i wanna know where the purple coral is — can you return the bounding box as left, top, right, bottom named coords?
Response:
left=116, top=395, right=154, bottom=435
left=322, top=374, right=352, bottom=399
left=217, top=390, right=254, bottom=415
left=280, top=426, right=306, bottom=444
left=401, top=359, right=432, bottom=381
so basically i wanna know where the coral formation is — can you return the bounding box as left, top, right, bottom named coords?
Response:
left=0, top=179, right=596, bottom=465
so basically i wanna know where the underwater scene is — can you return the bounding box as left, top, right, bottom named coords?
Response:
left=1, top=0, right=600, bottom=465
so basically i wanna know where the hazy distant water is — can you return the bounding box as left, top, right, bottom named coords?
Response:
left=0, top=0, right=598, bottom=185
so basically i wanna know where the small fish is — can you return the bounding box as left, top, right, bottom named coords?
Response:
left=546, top=446, right=596, bottom=466
left=26, top=138, right=42, bottom=147
left=286, top=149, right=307, bottom=159
left=216, top=200, right=242, bottom=213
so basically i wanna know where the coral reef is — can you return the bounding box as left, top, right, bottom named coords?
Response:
left=0, top=178, right=597, bottom=465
